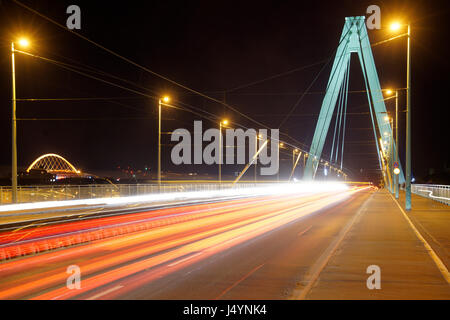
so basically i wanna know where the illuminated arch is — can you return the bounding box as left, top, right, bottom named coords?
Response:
left=26, top=153, right=80, bottom=174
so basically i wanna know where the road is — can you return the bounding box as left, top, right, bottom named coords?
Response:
left=0, top=186, right=373, bottom=299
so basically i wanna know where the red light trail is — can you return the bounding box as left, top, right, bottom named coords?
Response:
left=0, top=186, right=369, bottom=299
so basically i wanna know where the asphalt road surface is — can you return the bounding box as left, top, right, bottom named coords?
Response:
left=0, top=186, right=373, bottom=299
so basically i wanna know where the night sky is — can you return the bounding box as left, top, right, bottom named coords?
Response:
left=0, top=0, right=449, bottom=183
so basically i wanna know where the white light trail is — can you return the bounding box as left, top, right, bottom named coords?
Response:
left=0, top=182, right=349, bottom=213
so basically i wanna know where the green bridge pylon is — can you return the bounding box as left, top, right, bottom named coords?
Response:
left=304, top=16, right=405, bottom=184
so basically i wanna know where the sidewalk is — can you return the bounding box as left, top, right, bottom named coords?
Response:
left=397, top=190, right=450, bottom=270
left=305, top=189, right=450, bottom=299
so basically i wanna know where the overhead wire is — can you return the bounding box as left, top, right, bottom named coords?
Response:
left=340, top=55, right=350, bottom=170
left=12, top=0, right=281, bottom=136
left=225, top=59, right=329, bottom=93
left=14, top=51, right=233, bottom=124
left=14, top=0, right=321, bottom=157
left=15, top=49, right=307, bottom=155
left=13, top=0, right=363, bottom=174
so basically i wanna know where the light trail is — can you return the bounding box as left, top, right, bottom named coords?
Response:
left=0, top=182, right=349, bottom=213
left=0, top=184, right=369, bottom=300
left=418, top=189, right=450, bottom=203
left=0, top=193, right=316, bottom=260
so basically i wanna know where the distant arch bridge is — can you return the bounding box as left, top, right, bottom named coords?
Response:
left=26, top=153, right=81, bottom=174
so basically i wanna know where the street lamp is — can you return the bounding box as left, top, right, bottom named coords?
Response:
left=277, top=142, right=284, bottom=182
left=390, top=21, right=412, bottom=210
left=219, top=119, right=228, bottom=183
left=386, top=88, right=400, bottom=199
left=11, top=37, right=30, bottom=203
left=293, top=148, right=298, bottom=170
left=388, top=116, right=394, bottom=193
left=254, top=133, right=263, bottom=183
left=158, top=95, right=170, bottom=187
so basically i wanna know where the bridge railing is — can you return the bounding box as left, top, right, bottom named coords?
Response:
left=0, top=183, right=263, bottom=205
left=411, top=184, right=450, bottom=206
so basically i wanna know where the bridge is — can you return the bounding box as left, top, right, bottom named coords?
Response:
left=26, top=153, right=81, bottom=175
left=0, top=10, right=449, bottom=302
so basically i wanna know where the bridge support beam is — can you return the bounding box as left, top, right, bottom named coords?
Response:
left=304, top=16, right=405, bottom=184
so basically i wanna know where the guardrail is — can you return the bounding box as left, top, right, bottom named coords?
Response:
left=0, top=183, right=262, bottom=205
left=411, top=184, right=450, bottom=206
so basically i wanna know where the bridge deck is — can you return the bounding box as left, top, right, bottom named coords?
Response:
left=305, top=189, right=450, bottom=299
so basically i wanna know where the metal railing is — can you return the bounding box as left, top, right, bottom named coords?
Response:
left=411, top=184, right=450, bottom=206
left=0, top=183, right=264, bottom=205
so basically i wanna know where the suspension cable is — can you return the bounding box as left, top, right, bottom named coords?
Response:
left=340, top=55, right=350, bottom=170
left=330, top=62, right=345, bottom=163
left=334, top=58, right=346, bottom=165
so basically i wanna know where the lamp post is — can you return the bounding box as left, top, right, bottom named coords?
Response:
left=389, top=117, right=394, bottom=194
left=158, top=96, right=170, bottom=187
left=390, top=21, right=412, bottom=210
left=384, top=89, right=400, bottom=197
left=394, top=90, right=399, bottom=199
left=405, top=23, right=412, bottom=210
left=278, top=142, right=284, bottom=182
left=380, top=137, right=389, bottom=189
left=11, top=38, right=29, bottom=203
left=383, top=116, right=393, bottom=193
left=219, top=119, right=228, bottom=183
left=255, top=134, right=262, bottom=183
left=292, top=149, right=297, bottom=173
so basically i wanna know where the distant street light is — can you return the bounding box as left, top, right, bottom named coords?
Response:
left=11, top=37, right=30, bottom=203
left=394, top=90, right=400, bottom=199
left=277, top=142, right=285, bottom=182
left=390, top=21, right=412, bottom=210
left=254, top=134, right=263, bottom=183
left=293, top=148, right=298, bottom=170
left=388, top=117, right=394, bottom=193
left=386, top=88, right=401, bottom=199
left=158, top=96, right=170, bottom=187
left=219, top=119, right=228, bottom=183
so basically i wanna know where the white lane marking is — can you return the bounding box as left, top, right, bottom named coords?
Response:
left=389, top=193, right=450, bottom=284
left=168, top=252, right=203, bottom=267
left=215, top=263, right=265, bottom=300
left=293, top=189, right=373, bottom=300
left=86, top=285, right=124, bottom=300
left=298, top=225, right=313, bottom=237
